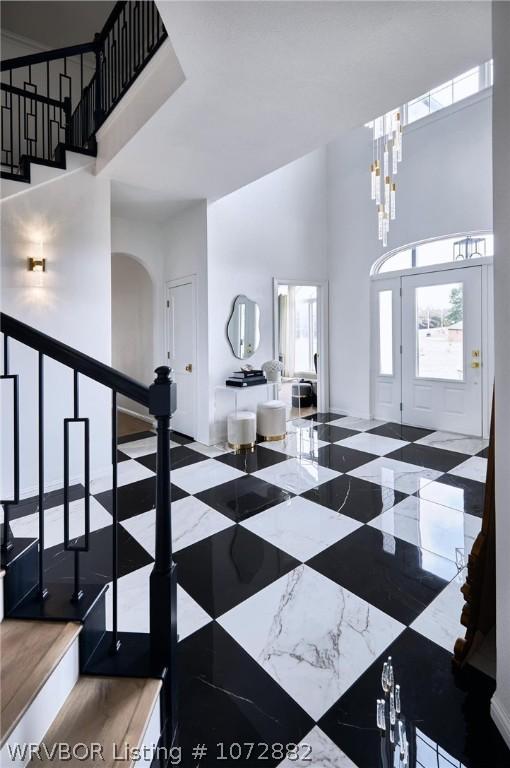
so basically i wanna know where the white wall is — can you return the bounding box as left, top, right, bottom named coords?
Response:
left=162, top=202, right=209, bottom=443
left=327, top=92, right=493, bottom=418
left=491, top=0, right=510, bottom=749
left=111, top=253, right=153, bottom=417
left=207, top=148, right=328, bottom=443
left=1, top=166, right=111, bottom=496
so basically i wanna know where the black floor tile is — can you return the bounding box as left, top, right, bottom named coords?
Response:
left=416, top=474, right=486, bottom=518
left=94, top=476, right=187, bottom=521
left=170, top=430, right=194, bottom=445
left=196, top=475, right=292, bottom=523
left=117, top=450, right=130, bottom=463
left=316, top=444, right=378, bottom=473
left=302, top=411, right=345, bottom=423
left=367, top=422, right=435, bottom=442
left=216, top=445, right=291, bottom=473
left=319, top=629, right=510, bottom=768
left=43, top=524, right=153, bottom=585
left=313, top=423, right=359, bottom=442
left=174, top=526, right=299, bottom=617
left=477, top=446, right=489, bottom=458
left=136, top=445, right=207, bottom=473
left=4, top=484, right=85, bottom=521
left=302, top=475, right=408, bottom=523
left=308, top=525, right=458, bottom=625
left=118, top=430, right=155, bottom=444
left=178, top=623, right=313, bottom=766
left=385, top=443, right=469, bottom=473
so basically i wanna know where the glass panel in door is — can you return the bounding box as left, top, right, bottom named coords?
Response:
left=415, top=282, right=464, bottom=380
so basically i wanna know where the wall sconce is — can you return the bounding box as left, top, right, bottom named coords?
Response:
left=28, top=257, right=46, bottom=272
left=28, top=242, right=46, bottom=273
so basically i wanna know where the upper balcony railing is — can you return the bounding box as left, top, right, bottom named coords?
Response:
left=1, top=1, right=168, bottom=178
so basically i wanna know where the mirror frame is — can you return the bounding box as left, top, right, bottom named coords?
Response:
left=226, top=294, right=260, bottom=359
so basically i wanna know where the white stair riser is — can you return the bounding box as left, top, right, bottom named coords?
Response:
left=1, top=638, right=79, bottom=768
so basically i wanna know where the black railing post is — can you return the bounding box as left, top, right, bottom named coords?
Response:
left=93, top=33, right=104, bottom=128
left=148, top=366, right=178, bottom=741
left=63, top=96, right=72, bottom=145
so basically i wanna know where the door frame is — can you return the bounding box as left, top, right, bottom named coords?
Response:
left=272, top=278, right=329, bottom=413
left=370, top=258, right=493, bottom=437
left=165, top=274, right=198, bottom=439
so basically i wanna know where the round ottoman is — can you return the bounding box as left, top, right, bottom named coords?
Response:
left=257, top=400, right=287, bottom=441
left=227, top=411, right=256, bottom=450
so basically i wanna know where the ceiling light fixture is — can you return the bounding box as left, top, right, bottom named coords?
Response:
left=369, top=109, right=404, bottom=247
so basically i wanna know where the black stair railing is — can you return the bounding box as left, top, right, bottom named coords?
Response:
left=0, top=312, right=177, bottom=726
left=1, top=0, right=168, bottom=177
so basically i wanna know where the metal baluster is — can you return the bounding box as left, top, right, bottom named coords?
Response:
left=1, top=336, right=15, bottom=552
left=111, top=391, right=120, bottom=652
left=9, top=70, right=14, bottom=173
left=69, top=370, right=83, bottom=602
left=38, top=352, right=48, bottom=598
left=46, top=61, right=50, bottom=160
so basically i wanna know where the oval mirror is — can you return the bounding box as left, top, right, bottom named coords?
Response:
left=227, top=295, right=260, bottom=359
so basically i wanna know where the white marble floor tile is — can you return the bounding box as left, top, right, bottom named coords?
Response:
left=328, top=417, right=386, bottom=432
left=120, top=435, right=178, bottom=458
left=241, top=496, right=361, bottom=561
left=336, top=432, right=409, bottom=456
left=259, top=432, right=328, bottom=458
left=415, top=431, right=489, bottom=456
left=10, top=496, right=111, bottom=549
left=277, top=727, right=358, bottom=767
left=219, top=564, right=404, bottom=720
left=171, top=458, right=245, bottom=494
left=348, top=457, right=442, bottom=495
left=448, top=456, right=488, bottom=483
left=121, top=496, right=234, bottom=557
left=187, top=441, right=232, bottom=458
left=105, top=564, right=211, bottom=641
left=411, top=569, right=466, bottom=652
left=91, top=459, right=154, bottom=494
left=253, top=458, right=340, bottom=495
left=368, top=497, right=481, bottom=565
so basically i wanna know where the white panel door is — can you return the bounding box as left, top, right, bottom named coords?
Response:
left=167, top=280, right=196, bottom=437
left=371, top=277, right=401, bottom=423
left=401, top=267, right=482, bottom=435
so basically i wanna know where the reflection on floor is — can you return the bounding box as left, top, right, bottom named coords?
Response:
left=9, top=416, right=509, bottom=767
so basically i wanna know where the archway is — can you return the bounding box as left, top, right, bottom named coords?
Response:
left=111, top=252, right=154, bottom=433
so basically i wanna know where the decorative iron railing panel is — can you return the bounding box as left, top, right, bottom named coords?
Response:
left=0, top=1, right=167, bottom=176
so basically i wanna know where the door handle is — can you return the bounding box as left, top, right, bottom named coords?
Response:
left=185, top=363, right=193, bottom=373
left=471, top=361, right=481, bottom=369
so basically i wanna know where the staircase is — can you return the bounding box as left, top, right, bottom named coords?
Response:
left=1, top=1, right=167, bottom=187
left=0, top=313, right=178, bottom=766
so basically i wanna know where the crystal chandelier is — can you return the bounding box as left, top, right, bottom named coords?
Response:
left=370, top=110, right=403, bottom=247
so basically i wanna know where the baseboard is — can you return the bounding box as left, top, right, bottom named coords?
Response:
left=491, top=694, right=510, bottom=749
left=19, top=463, right=112, bottom=501
left=118, top=405, right=156, bottom=427
left=329, top=405, right=371, bottom=420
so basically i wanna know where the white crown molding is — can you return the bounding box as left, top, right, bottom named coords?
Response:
left=1, top=29, right=50, bottom=54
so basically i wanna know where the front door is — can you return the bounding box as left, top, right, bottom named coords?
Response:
left=401, top=267, right=482, bottom=435
left=167, top=279, right=196, bottom=438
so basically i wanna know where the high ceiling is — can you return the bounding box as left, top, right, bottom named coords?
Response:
left=103, top=1, right=492, bottom=213
left=1, top=1, right=115, bottom=49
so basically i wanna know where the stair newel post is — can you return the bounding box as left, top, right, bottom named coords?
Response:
left=93, top=32, right=104, bottom=128
left=148, top=366, right=178, bottom=742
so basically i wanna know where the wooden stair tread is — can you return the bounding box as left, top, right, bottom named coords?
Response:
left=1, top=619, right=81, bottom=745
left=31, top=676, right=162, bottom=767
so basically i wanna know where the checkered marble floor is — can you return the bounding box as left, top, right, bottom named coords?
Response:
left=7, top=417, right=510, bottom=767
